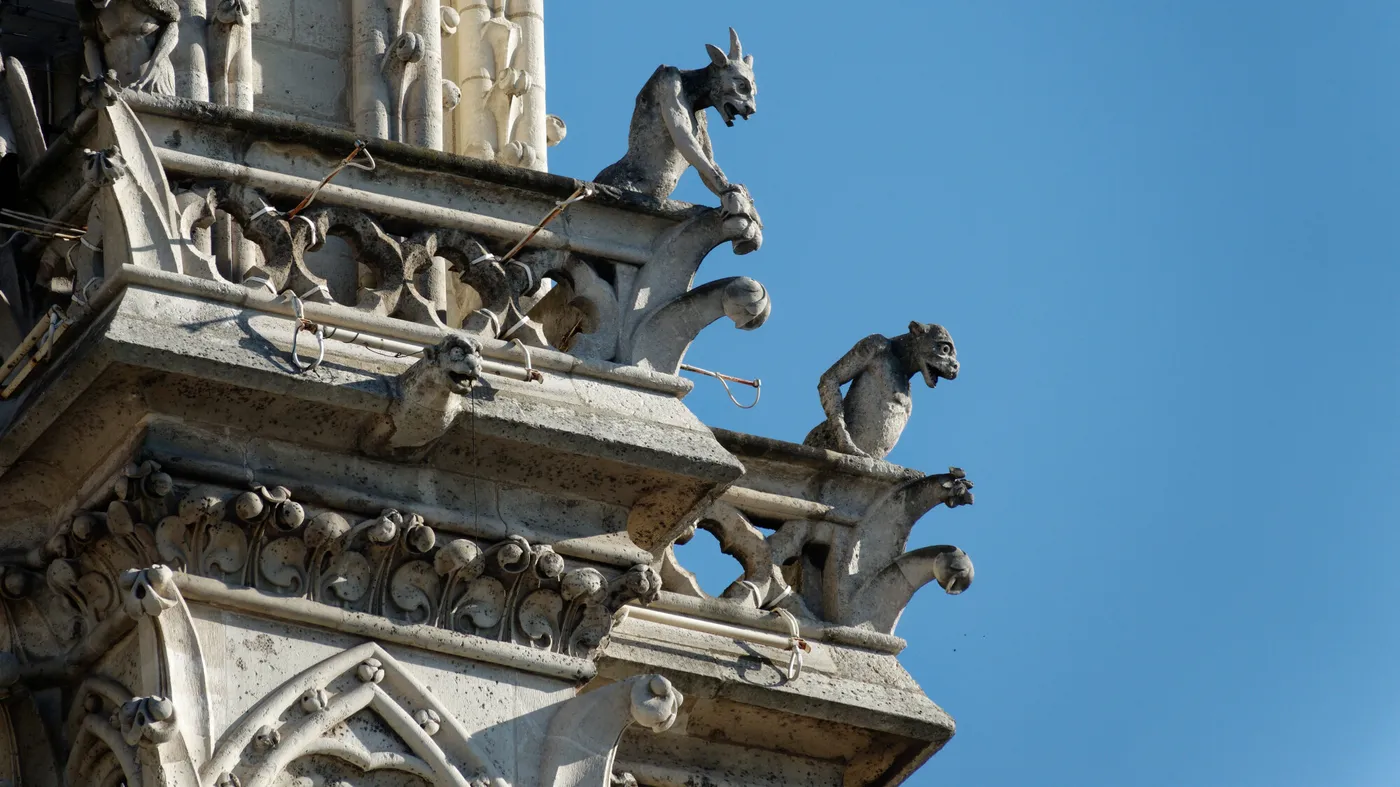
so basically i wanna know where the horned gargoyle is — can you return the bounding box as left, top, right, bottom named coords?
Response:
left=804, top=322, right=960, bottom=460
left=78, top=0, right=181, bottom=95
left=596, top=27, right=762, bottom=253
left=360, top=334, right=483, bottom=461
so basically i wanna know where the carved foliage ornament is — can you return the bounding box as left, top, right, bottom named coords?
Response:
left=2, top=462, right=660, bottom=661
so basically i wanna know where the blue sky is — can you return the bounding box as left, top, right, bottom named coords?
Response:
left=547, top=3, right=1400, bottom=785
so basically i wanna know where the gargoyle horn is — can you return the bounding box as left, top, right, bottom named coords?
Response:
left=729, top=27, right=743, bottom=60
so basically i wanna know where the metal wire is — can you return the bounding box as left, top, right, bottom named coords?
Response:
left=286, top=140, right=376, bottom=219
left=286, top=293, right=326, bottom=372
left=497, top=183, right=595, bottom=265
left=679, top=363, right=761, bottom=409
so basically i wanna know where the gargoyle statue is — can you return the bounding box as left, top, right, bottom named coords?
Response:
left=596, top=28, right=761, bottom=230
left=804, top=322, right=960, bottom=459
left=360, top=334, right=483, bottom=461
left=78, top=0, right=180, bottom=95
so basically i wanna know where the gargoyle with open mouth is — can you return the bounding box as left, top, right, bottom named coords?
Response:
left=595, top=27, right=758, bottom=203
left=360, top=334, right=484, bottom=461
left=804, top=322, right=960, bottom=460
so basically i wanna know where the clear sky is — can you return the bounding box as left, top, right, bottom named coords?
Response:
left=546, top=3, right=1400, bottom=785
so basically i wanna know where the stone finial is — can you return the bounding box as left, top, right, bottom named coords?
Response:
left=119, top=564, right=180, bottom=618
left=595, top=27, right=759, bottom=203
left=115, top=695, right=177, bottom=745
left=804, top=322, right=960, bottom=459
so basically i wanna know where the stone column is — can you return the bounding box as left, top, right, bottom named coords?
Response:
left=453, top=2, right=496, bottom=159
left=175, top=0, right=210, bottom=101
left=403, top=0, right=443, bottom=148
left=352, top=0, right=391, bottom=139
left=506, top=0, right=546, bottom=171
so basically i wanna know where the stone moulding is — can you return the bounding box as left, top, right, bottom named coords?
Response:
left=64, top=263, right=696, bottom=397
left=0, top=459, right=663, bottom=674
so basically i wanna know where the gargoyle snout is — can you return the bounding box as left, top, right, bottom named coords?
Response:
left=943, top=360, right=959, bottom=379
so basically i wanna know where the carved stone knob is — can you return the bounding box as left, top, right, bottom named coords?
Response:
left=253, top=724, right=281, bottom=750
left=440, top=6, right=460, bottom=35
left=613, top=564, right=663, bottom=606
left=546, top=115, right=567, bottom=147
left=721, top=277, right=770, bottom=331
left=533, top=545, right=564, bottom=580
left=561, top=567, right=606, bottom=603
left=495, top=67, right=532, bottom=96
left=404, top=516, right=436, bottom=554
left=0, top=567, right=31, bottom=600
left=303, top=512, right=349, bottom=550
left=120, top=565, right=180, bottom=618
left=299, top=687, right=330, bottom=713
left=433, top=539, right=482, bottom=579
left=79, top=70, right=121, bottom=108
left=367, top=510, right=401, bottom=545
left=391, top=32, right=426, bottom=64
left=414, top=707, right=441, bottom=736
left=116, top=696, right=177, bottom=745
left=215, top=773, right=242, bottom=787
left=356, top=657, right=386, bottom=684
left=443, top=80, right=463, bottom=111
left=932, top=547, right=975, bottom=595
left=629, top=674, right=682, bottom=732
left=82, top=147, right=127, bottom=186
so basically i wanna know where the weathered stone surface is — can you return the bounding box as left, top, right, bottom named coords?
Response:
left=0, top=11, right=981, bottom=784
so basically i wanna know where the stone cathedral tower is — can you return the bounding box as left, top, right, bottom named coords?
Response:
left=0, top=3, right=977, bottom=786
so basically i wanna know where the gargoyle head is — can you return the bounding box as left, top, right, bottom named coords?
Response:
left=705, top=28, right=757, bottom=127
left=422, top=335, right=483, bottom=394
left=930, top=546, right=974, bottom=595
left=901, top=322, right=959, bottom=389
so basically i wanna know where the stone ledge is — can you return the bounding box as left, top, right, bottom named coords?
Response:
left=175, top=573, right=596, bottom=682
left=126, top=93, right=711, bottom=222
left=712, top=427, right=926, bottom=483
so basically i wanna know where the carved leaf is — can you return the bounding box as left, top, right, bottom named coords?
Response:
left=323, top=551, right=371, bottom=603
left=567, top=602, right=614, bottom=657
left=201, top=521, right=249, bottom=578
left=454, top=576, right=505, bottom=632
left=45, top=559, right=79, bottom=594
left=155, top=515, right=190, bottom=569
left=517, top=589, right=563, bottom=649
left=259, top=537, right=308, bottom=595
left=77, top=571, right=115, bottom=621
left=388, top=560, right=439, bottom=625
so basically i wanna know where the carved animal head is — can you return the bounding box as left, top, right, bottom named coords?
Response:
left=422, top=335, right=483, bottom=394
left=930, top=546, right=974, bottom=595
left=902, top=322, right=959, bottom=388
left=705, top=28, right=757, bottom=127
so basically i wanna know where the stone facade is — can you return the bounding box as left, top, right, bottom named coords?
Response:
left=0, top=5, right=977, bottom=786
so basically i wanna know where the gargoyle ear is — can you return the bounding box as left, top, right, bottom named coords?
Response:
left=908, top=321, right=928, bottom=335
left=705, top=43, right=729, bottom=68
left=728, top=27, right=743, bottom=60
left=744, top=54, right=754, bottom=67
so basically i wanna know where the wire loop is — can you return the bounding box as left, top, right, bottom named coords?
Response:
left=287, top=293, right=326, bottom=372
